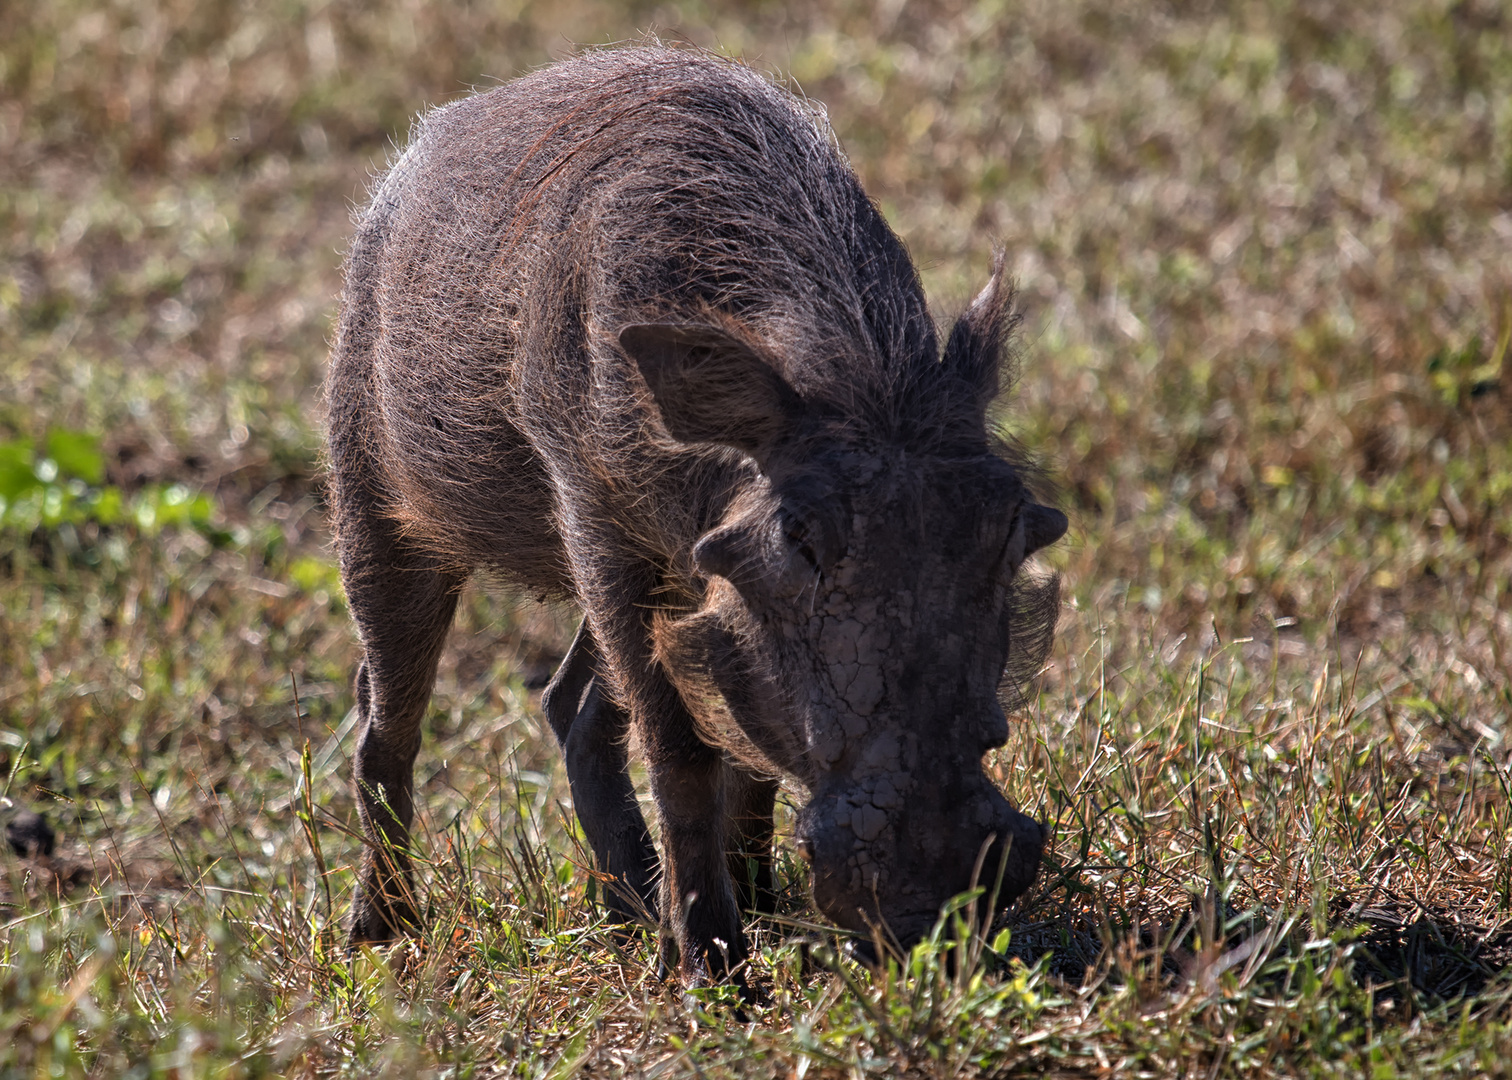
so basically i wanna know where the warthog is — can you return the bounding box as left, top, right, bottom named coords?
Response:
left=327, top=46, right=1067, bottom=986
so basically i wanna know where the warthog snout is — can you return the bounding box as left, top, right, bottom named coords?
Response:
left=797, top=779, right=1046, bottom=949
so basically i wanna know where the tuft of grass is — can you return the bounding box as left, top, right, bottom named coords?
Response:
left=3, top=0, right=1511, bottom=1076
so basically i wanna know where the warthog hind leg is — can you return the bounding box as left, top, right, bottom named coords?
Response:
left=342, top=538, right=463, bottom=946
left=542, top=618, right=659, bottom=924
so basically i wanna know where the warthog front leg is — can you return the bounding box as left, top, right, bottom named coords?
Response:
left=542, top=618, right=659, bottom=924
left=647, top=740, right=749, bottom=989
left=550, top=504, right=752, bottom=989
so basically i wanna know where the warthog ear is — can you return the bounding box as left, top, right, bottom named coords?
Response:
left=1022, top=503, right=1069, bottom=557
left=942, top=252, right=1021, bottom=419
left=620, top=323, right=803, bottom=467
left=998, top=503, right=1069, bottom=581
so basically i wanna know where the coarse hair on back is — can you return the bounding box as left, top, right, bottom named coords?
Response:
left=435, top=44, right=1022, bottom=450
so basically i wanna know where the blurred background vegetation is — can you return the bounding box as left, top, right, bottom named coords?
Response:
left=1, top=0, right=1509, bottom=1075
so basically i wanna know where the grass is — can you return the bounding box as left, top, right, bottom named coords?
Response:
left=2, top=0, right=1510, bottom=1075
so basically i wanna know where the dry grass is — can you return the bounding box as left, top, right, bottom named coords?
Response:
left=2, top=0, right=1510, bottom=1075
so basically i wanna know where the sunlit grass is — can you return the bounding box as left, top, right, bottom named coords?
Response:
left=3, top=0, right=1510, bottom=1075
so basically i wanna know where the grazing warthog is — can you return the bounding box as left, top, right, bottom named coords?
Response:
left=327, top=46, right=1067, bottom=987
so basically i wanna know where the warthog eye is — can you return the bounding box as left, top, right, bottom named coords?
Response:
left=783, top=516, right=820, bottom=572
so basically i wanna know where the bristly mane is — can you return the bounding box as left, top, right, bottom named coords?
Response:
left=423, top=45, right=1021, bottom=456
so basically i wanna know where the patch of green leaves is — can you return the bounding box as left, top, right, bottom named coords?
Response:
left=0, top=429, right=225, bottom=541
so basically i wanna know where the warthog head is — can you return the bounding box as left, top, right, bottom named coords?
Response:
left=628, top=272, right=1067, bottom=949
